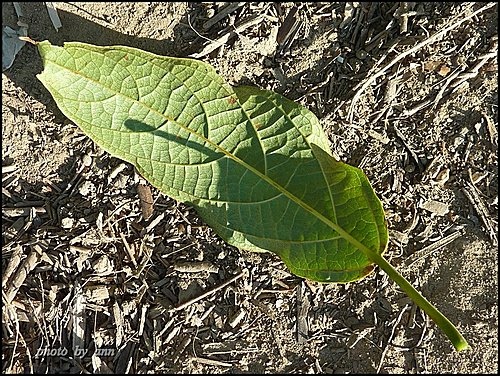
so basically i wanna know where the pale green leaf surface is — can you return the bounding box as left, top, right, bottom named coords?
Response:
left=37, top=40, right=388, bottom=282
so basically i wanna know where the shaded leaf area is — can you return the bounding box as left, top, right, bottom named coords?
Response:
left=36, top=41, right=387, bottom=282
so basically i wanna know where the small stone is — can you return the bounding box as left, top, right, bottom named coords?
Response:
left=82, top=154, right=93, bottom=167
left=61, top=217, right=74, bottom=229
left=356, top=49, right=368, bottom=59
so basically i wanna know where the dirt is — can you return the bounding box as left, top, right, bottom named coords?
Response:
left=2, top=2, right=498, bottom=374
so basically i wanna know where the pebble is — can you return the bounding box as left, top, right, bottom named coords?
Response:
left=61, top=217, right=74, bottom=229
left=82, top=153, right=93, bottom=167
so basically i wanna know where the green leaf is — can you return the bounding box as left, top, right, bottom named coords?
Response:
left=36, top=40, right=468, bottom=351
left=36, top=40, right=387, bottom=282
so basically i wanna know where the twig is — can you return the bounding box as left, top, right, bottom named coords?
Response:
left=462, top=183, right=498, bottom=246
left=403, top=226, right=466, bottom=269
left=119, top=232, right=137, bottom=268
left=203, top=2, right=246, bottom=30
left=187, top=13, right=218, bottom=43
left=138, top=303, right=148, bottom=336
left=433, top=48, right=497, bottom=109
left=190, top=15, right=265, bottom=58
left=347, top=2, right=496, bottom=121
left=401, top=99, right=432, bottom=117
left=450, top=50, right=498, bottom=89
left=72, top=292, right=87, bottom=359
left=481, top=110, right=497, bottom=147
left=173, top=261, right=219, bottom=273
left=169, top=270, right=246, bottom=312
left=113, top=302, right=124, bottom=348
left=392, top=124, right=423, bottom=171
left=5, top=247, right=41, bottom=304
left=190, top=356, right=233, bottom=367
left=413, top=313, right=429, bottom=348
left=2, top=245, right=23, bottom=285
left=377, top=304, right=411, bottom=373
left=431, top=67, right=464, bottom=109
left=5, top=303, right=21, bottom=373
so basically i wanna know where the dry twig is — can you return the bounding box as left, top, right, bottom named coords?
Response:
left=169, top=270, right=246, bottom=312
left=347, top=2, right=496, bottom=121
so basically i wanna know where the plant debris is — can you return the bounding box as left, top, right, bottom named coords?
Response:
left=2, top=2, right=497, bottom=373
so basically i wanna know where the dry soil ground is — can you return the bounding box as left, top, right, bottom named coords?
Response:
left=2, top=2, right=498, bottom=374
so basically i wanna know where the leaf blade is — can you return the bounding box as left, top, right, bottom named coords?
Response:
left=37, top=40, right=387, bottom=282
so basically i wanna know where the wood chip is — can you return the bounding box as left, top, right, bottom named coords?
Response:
left=368, top=129, right=390, bottom=144
left=419, top=199, right=449, bottom=216
left=113, top=302, right=124, bottom=348
left=190, top=356, right=232, bottom=367
left=2, top=165, right=18, bottom=174
left=108, top=163, right=128, bottom=182
left=72, top=292, right=87, bottom=359
left=228, top=308, right=246, bottom=328
left=3, top=207, right=47, bottom=217
left=84, top=285, right=110, bottom=301
left=173, top=261, right=219, bottom=274
left=92, top=255, right=112, bottom=275
left=5, top=247, right=41, bottom=303
left=481, top=111, right=497, bottom=147
left=203, top=2, right=246, bottom=30
left=437, top=64, right=451, bottom=77
left=296, top=282, right=310, bottom=344
left=276, top=5, right=299, bottom=46
left=2, top=245, right=23, bottom=285
left=137, top=183, right=154, bottom=220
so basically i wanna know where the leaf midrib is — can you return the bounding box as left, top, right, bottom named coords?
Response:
left=242, top=89, right=340, bottom=250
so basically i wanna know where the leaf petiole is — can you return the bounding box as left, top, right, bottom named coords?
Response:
left=370, top=252, right=469, bottom=351
left=309, top=201, right=469, bottom=351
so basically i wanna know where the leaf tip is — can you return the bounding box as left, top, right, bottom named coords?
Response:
left=18, top=36, right=38, bottom=45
